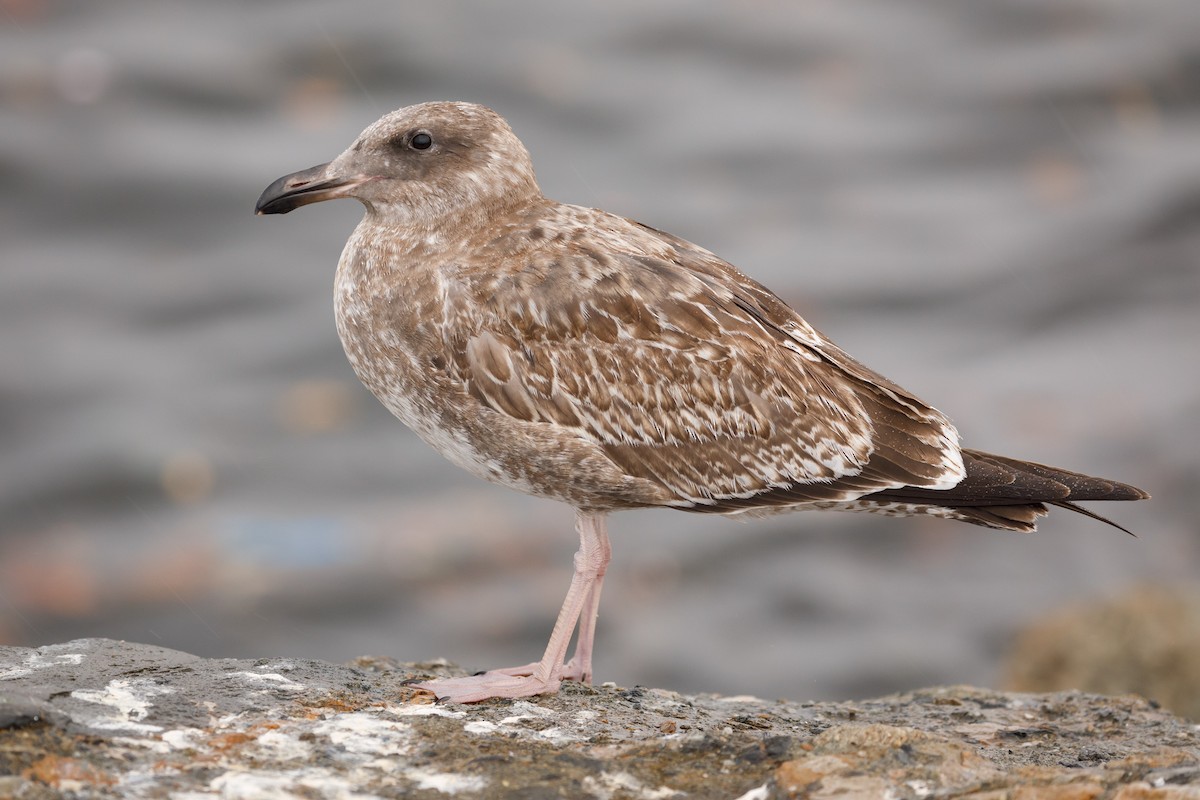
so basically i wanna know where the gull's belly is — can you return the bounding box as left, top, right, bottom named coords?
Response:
left=335, top=310, right=529, bottom=494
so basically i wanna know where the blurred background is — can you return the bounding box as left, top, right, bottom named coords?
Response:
left=2, top=1, right=1198, bottom=715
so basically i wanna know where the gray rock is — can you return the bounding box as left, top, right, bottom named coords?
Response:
left=1, top=639, right=1197, bottom=798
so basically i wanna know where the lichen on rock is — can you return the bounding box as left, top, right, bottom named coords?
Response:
left=1, top=639, right=1197, bottom=798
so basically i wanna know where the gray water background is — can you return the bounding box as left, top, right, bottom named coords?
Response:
left=2, top=0, right=1198, bottom=700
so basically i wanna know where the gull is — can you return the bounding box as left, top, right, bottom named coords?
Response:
left=256, top=101, right=1147, bottom=703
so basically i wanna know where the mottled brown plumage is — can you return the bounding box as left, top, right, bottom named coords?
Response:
left=256, top=101, right=1148, bottom=702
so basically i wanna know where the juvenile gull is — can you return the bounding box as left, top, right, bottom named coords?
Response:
left=256, top=101, right=1148, bottom=703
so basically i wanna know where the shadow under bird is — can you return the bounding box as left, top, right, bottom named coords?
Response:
left=255, top=101, right=1148, bottom=703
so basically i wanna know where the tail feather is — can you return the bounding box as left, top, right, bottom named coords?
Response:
left=1049, top=499, right=1138, bottom=537
left=865, top=448, right=1148, bottom=533
left=954, top=502, right=1049, bottom=532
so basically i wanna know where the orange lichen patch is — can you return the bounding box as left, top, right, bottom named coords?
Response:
left=296, top=692, right=376, bottom=715
left=400, top=686, right=439, bottom=705
left=775, top=754, right=849, bottom=794
left=24, top=754, right=115, bottom=788
left=291, top=689, right=439, bottom=719
left=206, top=731, right=257, bottom=751
left=775, top=723, right=1011, bottom=799
left=192, top=721, right=283, bottom=757
left=1108, top=748, right=1200, bottom=773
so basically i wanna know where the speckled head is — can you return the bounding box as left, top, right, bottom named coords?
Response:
left=255, top=101, right=541, bottom=227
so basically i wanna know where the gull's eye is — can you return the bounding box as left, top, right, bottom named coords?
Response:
left=410, top=132, right=433, bottom=151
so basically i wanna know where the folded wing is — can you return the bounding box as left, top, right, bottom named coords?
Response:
left=445, top=215, right=965, bottom=512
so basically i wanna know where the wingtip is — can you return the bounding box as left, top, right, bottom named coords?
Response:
left=1107, top=483, right=1150, bottom=502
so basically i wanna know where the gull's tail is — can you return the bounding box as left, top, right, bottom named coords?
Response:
left=863, top=448, right=1150, bottom=534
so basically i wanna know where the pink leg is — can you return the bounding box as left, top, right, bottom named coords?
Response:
left=562, top=522, right=610, bottom=683
left=413, top=511, right=612, bottom=703
left=493, top=526, right=609, bottom=683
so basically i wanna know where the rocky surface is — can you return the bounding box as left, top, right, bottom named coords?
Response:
left=1, top=640, right=1198, bottom=799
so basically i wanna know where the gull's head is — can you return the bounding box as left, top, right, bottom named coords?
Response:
left=255, top=101, right=540, bottom=227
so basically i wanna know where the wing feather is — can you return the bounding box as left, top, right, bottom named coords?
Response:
left=445, top=209, right=964, bottom=510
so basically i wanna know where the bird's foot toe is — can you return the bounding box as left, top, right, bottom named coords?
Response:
left=412, top=671, right=562, bottom=703
left=488, top=661, right=538, bottom=678
left=560, top=657, right=591, bottom=684
left=490, top=659, right=590, bottom=684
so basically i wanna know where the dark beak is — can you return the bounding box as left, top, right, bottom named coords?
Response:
left=255, top=162, right=367, bottom=215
